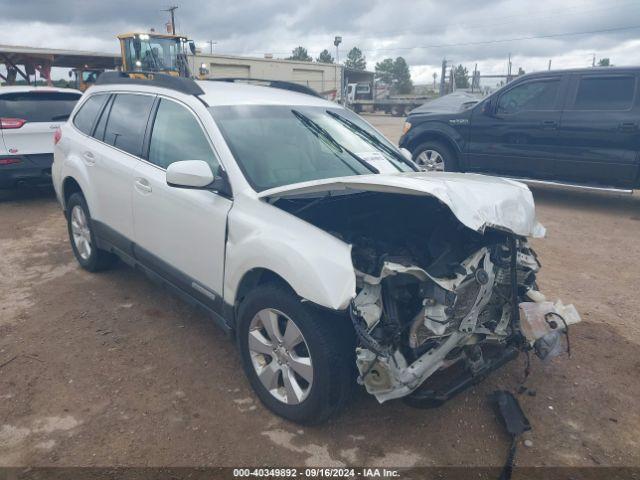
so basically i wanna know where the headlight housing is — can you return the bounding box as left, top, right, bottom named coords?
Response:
left=402, top=121, right=412, bottom=136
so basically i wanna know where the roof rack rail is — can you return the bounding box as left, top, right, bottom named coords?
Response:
left=203, top=77, right=320, bottom=98
left=95, top=71, right=204, bottom=96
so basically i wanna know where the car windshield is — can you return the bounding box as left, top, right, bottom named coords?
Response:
left=210, top=105, right=414, bottom=192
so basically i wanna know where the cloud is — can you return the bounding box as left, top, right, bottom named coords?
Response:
left=1, top=0, right=639, bottom=83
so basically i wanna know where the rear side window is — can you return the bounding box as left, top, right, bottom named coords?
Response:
left=0, top=91, right=81, bottom=122
left=573, top=75, right=635, bottom=110
left=73, top=94, right=109, bottom=135
left=103, top=94, right=155, bottom=157
left=148, top=99, right=218, bottom=172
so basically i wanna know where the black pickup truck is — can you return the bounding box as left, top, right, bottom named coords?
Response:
left=399, top=67, right=640, bottom=189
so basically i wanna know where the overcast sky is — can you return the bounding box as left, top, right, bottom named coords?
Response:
left=1, top=0, right=640, bottom=84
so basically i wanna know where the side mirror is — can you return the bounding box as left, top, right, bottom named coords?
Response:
left=399, top=148, right=413, bottom=161
left=166, top=160, right=214, bottom=188
left=482, top=99, right=494, bottom=116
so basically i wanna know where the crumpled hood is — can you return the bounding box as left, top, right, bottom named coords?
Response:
left=258, top=171, right=546, bottom=238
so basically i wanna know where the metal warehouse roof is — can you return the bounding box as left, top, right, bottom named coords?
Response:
left=0, top=44, right=121, bottom=69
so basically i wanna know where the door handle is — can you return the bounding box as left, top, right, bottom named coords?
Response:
left=134, top=178, right=152, bottom=194
left=618, top=122, right=638, bottom=132
left=82, top=151, right=96, bottom=165
left=541, top=120, right=558, bottom=129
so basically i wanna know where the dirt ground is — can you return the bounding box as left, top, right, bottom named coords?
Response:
left=1, top=114, right=639, bottom=470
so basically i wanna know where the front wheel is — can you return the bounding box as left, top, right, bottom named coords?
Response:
left=412, top=141, right=458, bottom=172
left=237, top=284, right=354, bottom=424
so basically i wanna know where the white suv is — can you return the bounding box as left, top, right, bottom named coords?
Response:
left=1, top=86, right=81, bottom=188
left=52, top=72, right=576, bottom=424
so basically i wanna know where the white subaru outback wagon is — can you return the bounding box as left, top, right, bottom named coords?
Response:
left=52, top=72, right=577, bottom=424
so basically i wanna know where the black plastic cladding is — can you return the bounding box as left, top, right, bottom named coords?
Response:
left=95, top=71, right=206, bottom=96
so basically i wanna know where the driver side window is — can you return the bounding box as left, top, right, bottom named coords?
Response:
left=497, top=79, right=560, bottom=114
left=148, top=99, right=220, bottom=173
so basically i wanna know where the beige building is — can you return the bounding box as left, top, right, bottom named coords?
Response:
left=192, top=53, right=342, bottom=97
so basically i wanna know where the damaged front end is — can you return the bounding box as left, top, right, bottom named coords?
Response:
left=266, top=176, right=580, bottom=407
left=350, top=233, right=578, bottom=405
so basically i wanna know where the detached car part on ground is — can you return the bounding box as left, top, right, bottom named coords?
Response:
left=53, top=77, right=580, bottom=424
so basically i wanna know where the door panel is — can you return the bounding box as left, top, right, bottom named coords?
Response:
left=132, top=161, right=231, bottom=300
left=466, top=76, right=564, bottom=178
left=87, top=93, right=155, bottom=241
left=556, top=73, right=640, bottom=187
left=132, top=97, right=231, bottom=305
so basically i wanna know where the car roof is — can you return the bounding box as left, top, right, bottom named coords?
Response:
left=0, top=85, right=82, bottom=95
left=520, top=66, right=640, bottom=79
left=88, top=79, right=335, bottom=108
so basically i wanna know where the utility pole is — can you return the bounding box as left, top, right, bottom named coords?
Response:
left=592, top=53, right=596, bottom=67
left=548, top=59, right=552, bottom=70
left=206, top=40, right=217, bottom=54
left=507, top=53, right=512, bottom=83
left=432, top=72, right=437, bottom=91
left=439, top=58, right=447, bottom=96
left=163, top=5, right=178, bottom=35
left=334, top=36, right=342, bottom=102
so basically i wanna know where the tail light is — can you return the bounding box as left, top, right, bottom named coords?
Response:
left=54, top=127, right=62, bottom=145
left=0, top=118, right=27, bottom=129
left=0, top=158, right=21, bottom=166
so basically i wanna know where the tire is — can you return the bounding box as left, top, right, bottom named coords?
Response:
left=412, top=140, right=458, bottom=172
left=237, top=283, right=354, bottom=424
left=390, top=105, right=404, bottom=117
left=66, top=193, right=117, bottom=272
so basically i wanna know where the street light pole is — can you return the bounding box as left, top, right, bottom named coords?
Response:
left=334, top=36, right=342, bottom=102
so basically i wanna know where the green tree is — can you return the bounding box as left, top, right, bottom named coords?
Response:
left=454, top=64, right=469, bottom=89
left=316, top=49, right=334, bottom=64
left=287, top=46, right=312, bottom=62
left=598, top=58, right=612, bottom=67
left=374, top=58, right=395, bottom=84
left=517, top=67, right=526, bottom=76
left=345, top=47, right=366, bottom=70
left=393, top=57, right=413, bottom=94
left=375, top=57, right=413, bottom=94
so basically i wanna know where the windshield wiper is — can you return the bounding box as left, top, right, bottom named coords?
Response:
left=291, top=110, right=379, bottom=174
left=326, top=110, right=417, bottom=170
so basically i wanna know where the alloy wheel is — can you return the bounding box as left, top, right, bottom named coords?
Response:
left=415, top=149, right=445, bottom=171
left=248, top=308, right=314, bottom=405
left=70, top=205, right=92, bottom=260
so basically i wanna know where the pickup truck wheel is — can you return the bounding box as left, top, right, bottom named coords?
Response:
left=237, top=284, right=353, bottom=424
left=391, top=105, right=404, bottom=117
left=66, top=193, right=117, bottom=272
left=412, top=141, right=458, bottom=172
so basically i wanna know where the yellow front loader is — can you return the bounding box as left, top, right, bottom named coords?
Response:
left=118, top=32, right=195, bottom=78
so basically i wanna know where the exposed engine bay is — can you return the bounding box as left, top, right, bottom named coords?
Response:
left=275, top=191, right=580, bottom=404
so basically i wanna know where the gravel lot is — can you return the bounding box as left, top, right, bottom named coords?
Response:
left=1, top=114, right=639, bottom=470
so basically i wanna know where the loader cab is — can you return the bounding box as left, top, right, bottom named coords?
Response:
left=118, top=33, right=195, bottom=78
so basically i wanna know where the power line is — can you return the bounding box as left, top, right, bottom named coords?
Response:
left=217, top=24, right=640, bottom=57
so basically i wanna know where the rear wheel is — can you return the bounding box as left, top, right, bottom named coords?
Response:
left=66, top=193, right=117, bottom=272
left=237, top=284, right=354, bottom=424
left=412, top=140, right=458, bottom=172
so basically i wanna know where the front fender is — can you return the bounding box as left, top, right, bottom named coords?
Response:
left=400, top=119, right=465, bottom=155
left=224, top=198, right=356, bottom=311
